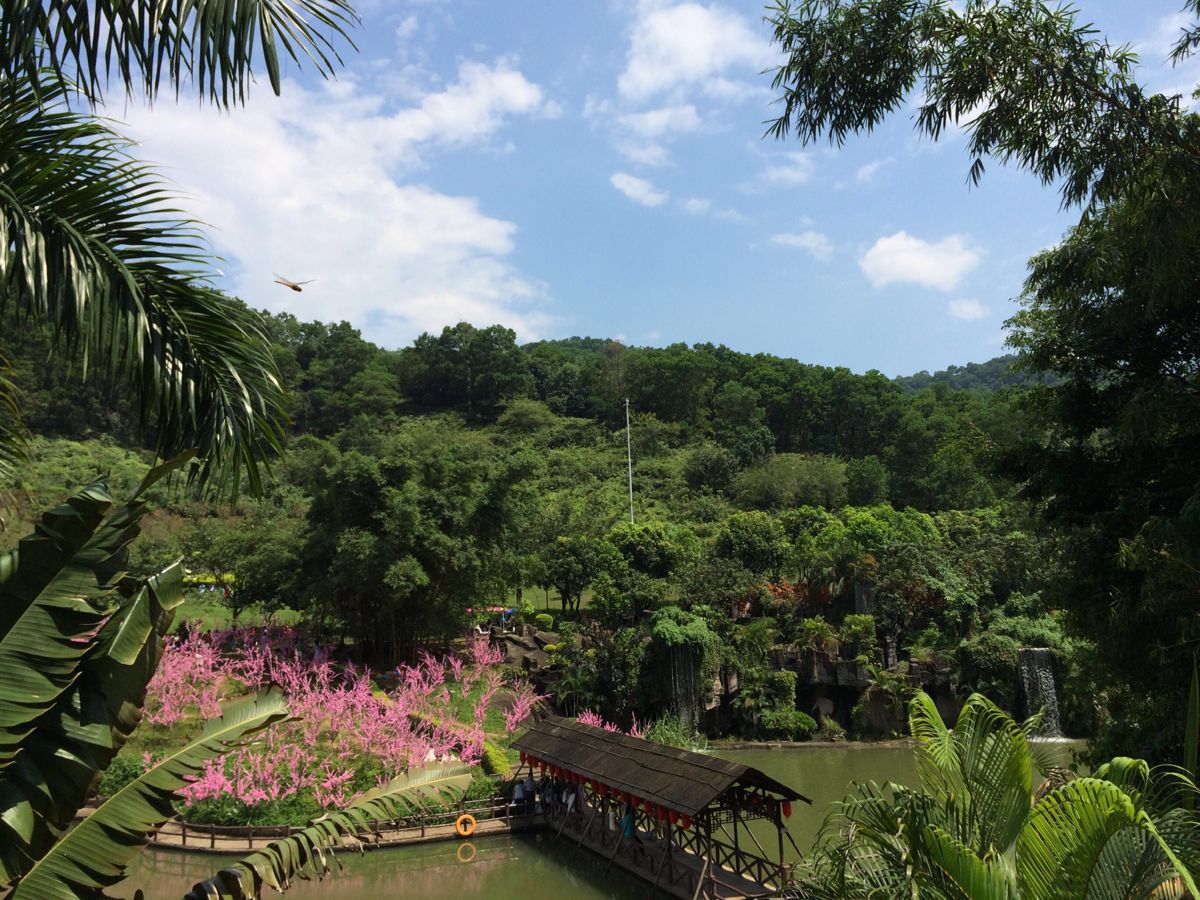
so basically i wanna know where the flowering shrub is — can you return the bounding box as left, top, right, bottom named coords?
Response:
left=142, top=625, right=539, bottom=821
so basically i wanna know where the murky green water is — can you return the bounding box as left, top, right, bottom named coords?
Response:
left=123, top=832, right=650, bottom=899
left=121, top=740, right=1082, bottom=897
left=716, top=743, right=916, bottom=861
left=717, top=737, right=1084, bottom=861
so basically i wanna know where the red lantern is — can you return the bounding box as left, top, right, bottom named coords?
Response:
left=657, top=805, right=667, bottom=821
left=681, top=815, right=692, bottom=830
left=519, top=751, right=527, bottom=764
left=669, top=810, right=680, bottom=825
left=782, top=801, right=793, bottom=818
left=630, top=796, right=640, bottom=809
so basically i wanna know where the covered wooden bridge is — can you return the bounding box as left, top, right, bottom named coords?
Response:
left=512, top=717, right=810, bottom=899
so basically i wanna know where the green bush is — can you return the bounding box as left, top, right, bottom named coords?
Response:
left=480, top=741, right=513, bottom=779
left=534, top=613, right=554, bottom=631
left=758, top=707, right=817, bottom=741
left=180, top=794, right=322, bottom=828
left=958, top=631, right=1020, bottom=711
left=97, top=751, right=145, bottom=797
left=644, top=713, right=708, bottom=751
left=839, top=614, right=879, bottom=662
left=816, top=717, right=846, bottom=741
left=797, top=616, right=837, bottom=652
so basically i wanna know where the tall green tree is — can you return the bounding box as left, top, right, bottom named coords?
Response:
left=767, top=0, right=1200, bottom=760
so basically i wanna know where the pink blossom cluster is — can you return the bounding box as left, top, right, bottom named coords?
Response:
left=147, top=625, right=540, bottom=812
left=576, top=709, right=644, bottom=738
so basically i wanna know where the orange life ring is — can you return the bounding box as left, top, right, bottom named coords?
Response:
left=456, top=841, right=477, bottom=863
left=455, top=814, right=477, bottom=838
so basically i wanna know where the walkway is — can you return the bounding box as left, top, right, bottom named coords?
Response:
left=143, top=799, right=541, bottom=854
left=547, top=801, right=783, bottom=900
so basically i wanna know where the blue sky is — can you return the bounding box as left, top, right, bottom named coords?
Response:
left=120, top=0, right=1200, bottom=376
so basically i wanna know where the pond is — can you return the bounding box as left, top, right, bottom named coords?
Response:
left=121, top=739, right=1083, bottom=897
left=717, top=737, right=1084, bottom=862
left=123, top=831, right=651, bottom=899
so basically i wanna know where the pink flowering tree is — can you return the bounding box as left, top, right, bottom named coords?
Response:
left=146, top=626, right=531, bottom=817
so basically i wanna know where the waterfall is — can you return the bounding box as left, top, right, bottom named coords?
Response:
left=670, top=646, right=699, bottom=731
left=1017, top=647, right=1063, bottom=737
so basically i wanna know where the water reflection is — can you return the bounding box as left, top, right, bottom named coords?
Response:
left=125, top=832, right=650, bottom=899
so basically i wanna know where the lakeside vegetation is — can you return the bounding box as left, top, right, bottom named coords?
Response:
left=2, top=0, right=1200, bottom=895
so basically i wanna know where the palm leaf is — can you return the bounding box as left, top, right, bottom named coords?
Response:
left=184, top=764, right=473, bottom=899
left=920, top=824, right=1017, bottom=900
left=10, top=687, right=289, bottom=898
left=0, top=355, right=26, bottom=484
left=0, top=73, right=288, bottom=496
left=0, top=0, right=359, bottom=109
left=1017, top=777, right=1200, bottom=899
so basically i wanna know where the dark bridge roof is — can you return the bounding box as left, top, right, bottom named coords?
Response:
left=512, top=716, right=808, bottom=818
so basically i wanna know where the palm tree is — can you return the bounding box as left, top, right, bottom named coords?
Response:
left=798, top=692, right=1200, bottom=899
left=0, top=0, right=358, bottom=493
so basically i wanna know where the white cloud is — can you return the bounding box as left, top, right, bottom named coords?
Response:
left=855, top=157, right=892, bottom=184
left=611, top=172, right=669, bottom=206
left=618, top=103, right=701, bottom=138
left=680, top=197, right=746, bottom=222
left=756, top=152, right=815, bottom=188
left=770, top=230, right=834, bottom=261
left=117, top=62, right=556, bottom=346
left=859, top=231, right=982, bottom=291
left=618, top=2, right=770, bottom=102
left=395, top=15, right=419, bottom=40
left=612, top=104, right=702, bottom=165
left=948, top=298, right=989, bottom=320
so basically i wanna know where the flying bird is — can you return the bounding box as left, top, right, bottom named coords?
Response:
left=273, top=273, right=314, bottom=292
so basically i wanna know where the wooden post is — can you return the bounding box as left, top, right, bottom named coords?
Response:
left=181, top=821, right=187, bottom=847
left=732, top=803, right=740, bottom=864
left=776, top=804, right=785, bottom=886
left=704, top=813, right=716, bottom=896
left=210, top=824, right=215, bottom=849
left=248, top=825, right=254, bottom=849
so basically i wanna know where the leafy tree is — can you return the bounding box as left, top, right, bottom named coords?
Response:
left=301, top=421, right=534, bottom=660
left=846, top=455, right=889, bottom=506
left=543, top=533, right=624, bottom=612
left=715, top=511, right=790, bottom=579
left=733, top=453, right=847, bottom=510
left=682, top=442, right=739, bottom=494
left=608, top=520, right=687, bottom=579
left=767, top=0, right=1200, bottom=758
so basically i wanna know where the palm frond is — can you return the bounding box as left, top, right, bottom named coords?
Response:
left=0, top=355, right=26, bottom=484
left=919, top=825, right=1017, bottom=900
left=10, top=687, right=289, bottom=898
left=0, top=0, right=359, bottom=109
left=185, top=764, right=473, bottom=899
left=1017, top=777, right=1200, bottom=899
left=0, top=73, right=287, bottom=496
